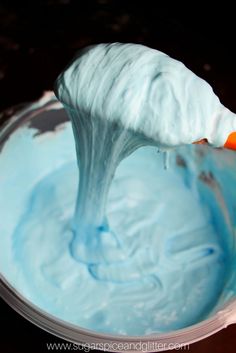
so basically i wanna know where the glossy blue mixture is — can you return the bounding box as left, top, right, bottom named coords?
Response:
left=1, top=44, right=236, bottom=335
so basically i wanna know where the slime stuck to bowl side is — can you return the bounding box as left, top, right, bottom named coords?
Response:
left=1, top=44, right=236, bottom=336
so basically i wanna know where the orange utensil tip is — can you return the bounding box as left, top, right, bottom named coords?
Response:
left=224, top=131, right=236, bottom=150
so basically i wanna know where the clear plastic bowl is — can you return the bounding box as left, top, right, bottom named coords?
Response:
left=1, top=92, right=236, bottom=352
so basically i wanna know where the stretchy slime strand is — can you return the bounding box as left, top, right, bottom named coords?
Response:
left=55, top=43, right=236, bottom=263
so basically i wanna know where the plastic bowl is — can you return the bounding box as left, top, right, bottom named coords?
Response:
left=1, top=92, right=236, bottom=352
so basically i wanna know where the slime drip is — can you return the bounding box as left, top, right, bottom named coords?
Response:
left=55, top=43, right=235, bottom=273
left=69, top=112, right=150, bottom=264
left=1, top=44, right=236, bottom=335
